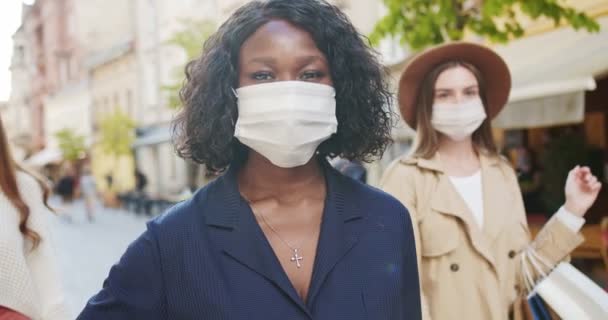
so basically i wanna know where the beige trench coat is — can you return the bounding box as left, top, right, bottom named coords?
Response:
left=380, top=153, right=584, bottom=320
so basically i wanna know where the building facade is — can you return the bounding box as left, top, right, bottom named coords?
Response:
left=6, top=23, right=33, bottom=160
left=84, top=0, right=138, bottom=192
left=130, top=0, right=221, bottom=197
left=10, top=0, right=142, bottom=181
left=20, top=1, right=60, bottom=150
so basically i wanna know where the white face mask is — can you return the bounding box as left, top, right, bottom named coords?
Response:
left=431, top=98, right=487, bottom=141
left=233, top=81, right=338, bottom=168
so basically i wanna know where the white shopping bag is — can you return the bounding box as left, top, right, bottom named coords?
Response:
left=525, top=248, right=608, bottom=320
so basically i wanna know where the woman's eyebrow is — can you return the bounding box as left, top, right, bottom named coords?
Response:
left=294, top=55, right=325, bottom=64
left=434, top=85, right=479, bottom=92
left=434, top=88, right=453, bottom=92
left=247, top=55, right=326, bottom=65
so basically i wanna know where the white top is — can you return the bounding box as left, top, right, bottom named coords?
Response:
left=554, top=206, right=585, bottom=232
left=0, top=172, right=71, bottom=320
left=449, top=171, right=484, bottom=228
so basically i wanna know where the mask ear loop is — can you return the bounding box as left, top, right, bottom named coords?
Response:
left=231, top=88, right=238, bottom=127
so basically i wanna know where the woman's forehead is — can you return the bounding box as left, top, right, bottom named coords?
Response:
left=239, top=20, right=325, bottom=62
left=434, top=66, right=479, bottom=89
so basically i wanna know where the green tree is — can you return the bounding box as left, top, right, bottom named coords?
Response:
left=55, top=128, right=86, bottom=162
left=370, top=0, right=600, bottom=50
left=98, top=109, right=136, bottom=190
left=163, top=19, right=216, bottom=109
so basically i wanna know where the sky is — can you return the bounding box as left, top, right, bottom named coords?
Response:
left=0, top=1, right=33, bottom=101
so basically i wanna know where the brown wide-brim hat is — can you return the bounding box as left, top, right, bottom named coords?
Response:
left=398, top=41, right=511, bottom=129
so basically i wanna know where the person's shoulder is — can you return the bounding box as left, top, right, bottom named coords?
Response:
left=379, top=154, right=423, bottom=193
left=15, top=171, right=52, bottom=220
left=16, top=170, right=44, bottom=196
left=147, top=177, right=222, bottom=232
left=364, top=184, right=408, bottom=215
left=385, top=154, right=423, bottom=176
left=340, top=174, right=409, bottom=222
left=16, top=169, right=37, bottom=184
left=491, top=154, right=518, bottom=176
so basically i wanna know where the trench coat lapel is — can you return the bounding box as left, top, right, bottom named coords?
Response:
left=416, top=153, right=506, bottom=270
left=479, top=155, right=508, bottom=244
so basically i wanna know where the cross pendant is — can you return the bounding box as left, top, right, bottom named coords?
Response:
left=290, top=248, right=303, bottom=268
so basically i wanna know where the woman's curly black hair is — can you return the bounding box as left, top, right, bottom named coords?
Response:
left=173, top=0, right=394, bottom=173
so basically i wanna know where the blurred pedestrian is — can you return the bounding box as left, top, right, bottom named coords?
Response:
left=79, top=166, right=97, bottom=222
left=0, top=114, right=71, bottom=319
left=381, top=42, right=602, bottom=320
left=104, top=174, right=113, bottom=191
left=78, top=0, right=420, bottom=318
left=134, top=169, right=147, bottom=194
left=54, top=165, right=76, bottom=222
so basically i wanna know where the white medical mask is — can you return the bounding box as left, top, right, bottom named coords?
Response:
left=233, top=81, right=337, bottom=168
left=431, top=98, right=487, bottom=141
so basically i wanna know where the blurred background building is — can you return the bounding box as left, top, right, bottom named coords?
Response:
left=4, top=0, right=608, bottom=216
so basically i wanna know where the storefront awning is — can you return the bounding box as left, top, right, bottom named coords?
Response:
left=132, top=125, right=172, bottom=148
left=492, top=16, right=608, bottom=129
left=24, top=147, right=63, bottom=167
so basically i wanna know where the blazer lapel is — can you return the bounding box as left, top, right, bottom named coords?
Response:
left=430, top=174, right=478, bottom=234
left=305, top=162, right=362, bottom=308
left=205, top=164, right=310, bottom=316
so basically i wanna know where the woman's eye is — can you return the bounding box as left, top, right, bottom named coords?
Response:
left=465, top=90, right=479, bottom=97
left=299, top=71, right=324, bottom=81
left=251, top=72, right=274, bottom=81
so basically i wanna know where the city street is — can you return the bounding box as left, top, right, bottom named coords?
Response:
left=47, top=197, right=149, bottom=315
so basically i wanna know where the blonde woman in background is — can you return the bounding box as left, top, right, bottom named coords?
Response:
left=381, top=42, right=601, bottom=320
left=0, top=114, right=71, bottom=320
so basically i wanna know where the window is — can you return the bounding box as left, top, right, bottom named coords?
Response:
left=126, top=89, right=133, bottom=118
left=103, top=97, right=109, bottom=115
left=69, top=56, right=78, bottom=80
left=58, top=56, right=69, bottom=84
left=114, top=93, right=120, bottom=112
left=16, top=46, right=25, bottom=65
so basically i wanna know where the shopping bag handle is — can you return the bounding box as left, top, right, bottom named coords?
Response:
left=526, top=247, right=554, bottom=274
left=521, top=248, right=536, bottom=295
left=521, top=247, right=555, bottom=297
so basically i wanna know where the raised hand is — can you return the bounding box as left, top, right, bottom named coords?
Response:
left=564, top=166, right=602, bottom=217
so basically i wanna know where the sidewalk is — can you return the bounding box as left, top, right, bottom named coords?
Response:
left=47, top=197, right=149, bottom=315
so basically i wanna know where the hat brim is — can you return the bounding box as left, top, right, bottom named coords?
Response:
left=398, top=42, right=511, bottom=129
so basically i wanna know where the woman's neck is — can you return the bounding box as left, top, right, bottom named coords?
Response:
left=238, top=152, right=325, bottom=204
left=437, top=135, right=481, bottom=176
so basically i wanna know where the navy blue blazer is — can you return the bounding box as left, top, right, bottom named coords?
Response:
left=78, top=162, right=421, bottom=319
